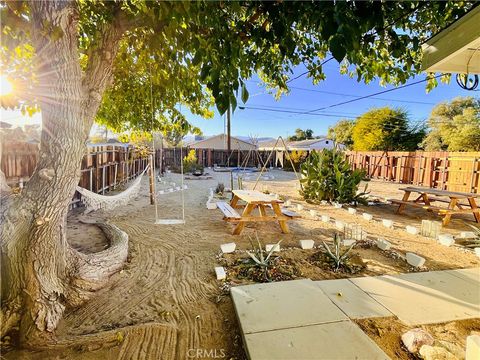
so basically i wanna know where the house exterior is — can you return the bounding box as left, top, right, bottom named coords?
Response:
left=258, top=137, right=342, bottom=151
left=187, top=134, right=256, bottom=150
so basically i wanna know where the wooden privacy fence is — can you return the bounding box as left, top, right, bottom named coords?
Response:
left=1, top=142, right=149, bottom=206
left=156, top=147, right=275, bottom=171
left=345, top=151, right=480, bottom=194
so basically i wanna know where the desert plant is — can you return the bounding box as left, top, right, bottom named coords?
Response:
left=321, top=233, right=355, bottom=272
left=215, top=182, right=225, bottom=195
left=300, top=148, right=368, bottom=205
left=246, top=233, right=282, bottom=281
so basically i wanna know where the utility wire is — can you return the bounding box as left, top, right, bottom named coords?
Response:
left=300, top=74, right=443, bottom=114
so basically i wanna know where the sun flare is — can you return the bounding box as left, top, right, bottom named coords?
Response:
left=0, top=75, right=14, bottom=96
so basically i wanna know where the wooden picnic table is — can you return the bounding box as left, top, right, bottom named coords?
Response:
left=390, top=186, right=480, bottom=226
left=217, top=190, right=299, bottom=235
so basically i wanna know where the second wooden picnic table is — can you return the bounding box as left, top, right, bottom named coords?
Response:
left=223, top=189, right=298, bottom=235
left=390, top=186, right=480, bottom=226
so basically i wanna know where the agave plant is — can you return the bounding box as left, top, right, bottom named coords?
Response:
left=300, top=148, right=368, bottom=205
left=321, top=233, right=355, bottom=272
left=246, top=232, right=282, bottom=281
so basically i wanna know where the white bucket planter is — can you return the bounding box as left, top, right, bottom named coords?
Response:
left=347, top=207, right=357, bottom=215
left=438, top=234, right=455, bottom=247
left=215, top=267, right=226, bottom=280
left=321, top=215, right=330, bottom=223
left=406, top=252, right=426, bottom=267
left=362, top=213, right=373, bottom=221
left=206, top=201, right=217, bottom=210
left=299, top=239, right=315, bottom=249
left=382, top=219, right=394, bottom=228
left=376, top=239, right=391, bottom=251
left=406, top=225, right=419, bottom=235
left=335, top=220, right=345, bottom=230
left=309, top=209, right=318, bottom=217
left=296, top=204, right=304, bottom=211
left=220, top=243, right=236, bottom=254
left=266, top=244, right=281, bottom=252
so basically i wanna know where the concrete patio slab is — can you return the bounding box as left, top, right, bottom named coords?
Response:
left=230, top=279, right=348, bottom=334
left=444, top=268, right=480, bottom=285
left=244, top=321, right=390, bottom=360
left=394, top=269, right=480, bottom=305
left=315, top=279, right=393, bottom=319
left=351, top=271, right=480, bottom=325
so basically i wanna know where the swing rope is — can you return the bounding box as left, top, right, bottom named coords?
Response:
left=149, top=64, right=186, bottom=225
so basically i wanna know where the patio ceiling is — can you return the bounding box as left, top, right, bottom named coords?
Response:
left=422, top=6, right=480, bottom=74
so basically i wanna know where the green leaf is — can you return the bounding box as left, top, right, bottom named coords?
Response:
left=241, top=83, right=249, bottom=103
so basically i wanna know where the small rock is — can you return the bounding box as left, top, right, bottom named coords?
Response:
left=382, top=219, right=394, bottom=228
left=321, top=215, right=330, bottom=223
left=347, top=207, right=357, bottom=215
left=466, top=335, right=480, bottom=360
left=438, top=234, right=455, bottom=247
left=459, top=231, right=476, bottom=239
left=309, top=209, right=318, bottom=217
left=419, top=345, right=457, bottom=360
left=206, top=201, right=217, bottom=210
left=266, top=244, right=281, bottom=252
left=362, top=213, right=373, bottom=221
left=215, top=267, right=226, bottom=280
left=342, top=239, right=356, bottom=247
left=401, top=328, right=434, bottom=353
left=296, top=204, right=304, bottom=211
left=220, top=243, right=236, bottom=254
left=406, top=252, right=426, bottom=268
left=376, top=239, right=392, bottom=251
left=299, top=239, right=315, bottom=249
left=437, top=340, right=464, bottom=359
left=474, top=248, right=480, bottom=258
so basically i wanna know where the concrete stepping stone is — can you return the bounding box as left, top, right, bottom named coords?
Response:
left=351, top=270, right=480, bottom=325
left=315, top=279, right=393, bottom=319
left=443, top=268, right=480, bottom=285
left=243, top=321, right=390, bottom=360
left=230, top=279, right=347, bottom=334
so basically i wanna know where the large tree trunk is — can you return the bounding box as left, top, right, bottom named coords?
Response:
left=0, top=1, right=127, bottom=347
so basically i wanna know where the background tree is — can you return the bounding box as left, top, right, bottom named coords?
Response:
left=288, top=128, right=314, bottom=141
left=352, top=107, right=425, bottom=151
left=327, top=119, right=355, bottom=149
left=421, top=97, right=480, bottom=151
left=0, top=0, right=473, bottom=347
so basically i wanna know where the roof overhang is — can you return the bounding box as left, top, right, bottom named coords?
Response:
left=422, top=6, right=480, bottom=74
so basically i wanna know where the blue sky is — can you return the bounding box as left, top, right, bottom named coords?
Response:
left=185, top=60, right=476, bottom=138
left=1, top=60, right=476, bottom=137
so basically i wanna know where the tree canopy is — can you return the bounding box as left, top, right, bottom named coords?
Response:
left=351, top=107, right=425, bottom=151
left=327, top=119, right=355, bottom=149
left=288, top=128, right=314, bottom=141
left=421, top=97, right=480, bottom=151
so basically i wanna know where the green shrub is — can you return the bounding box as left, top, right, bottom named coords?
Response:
left=300, top=148, right=368, bottom=204
left=283, top=150, right=308, bottom=171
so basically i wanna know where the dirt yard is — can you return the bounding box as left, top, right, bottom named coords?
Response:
left=4, top=170, right=480, bottom=359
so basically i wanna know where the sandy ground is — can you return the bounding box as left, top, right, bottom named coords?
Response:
left=5, top=169, right=480, bottom=359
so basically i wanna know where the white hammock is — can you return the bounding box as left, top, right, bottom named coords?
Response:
left=76, top=166, right=149, bottom=212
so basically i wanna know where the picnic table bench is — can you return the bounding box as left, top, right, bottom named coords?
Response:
left=217, top=190, right=300, bottom=235
left=389, top=186, right=480, bottom=226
